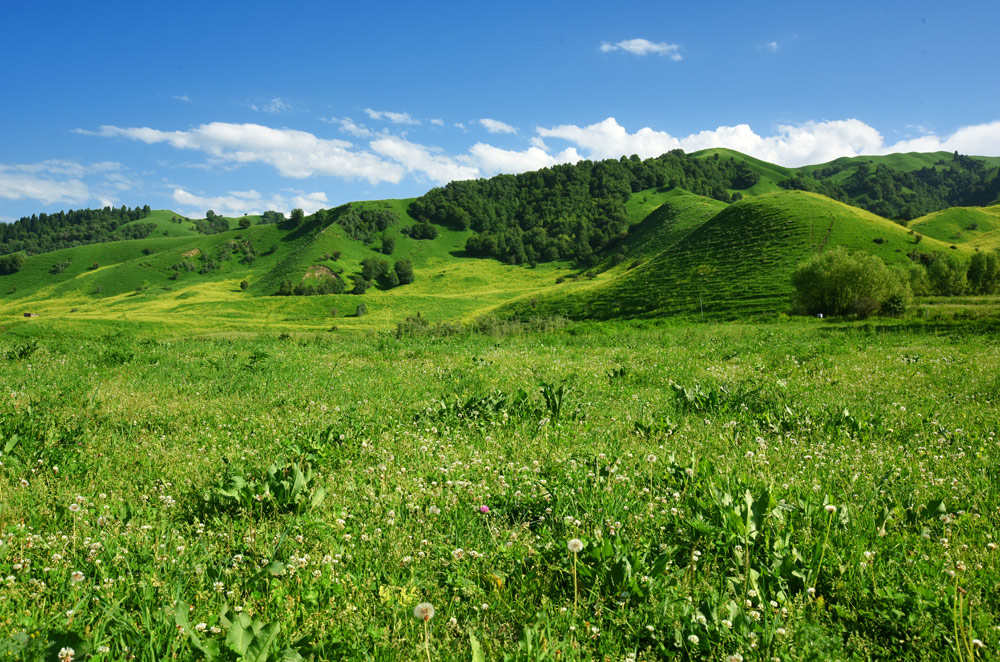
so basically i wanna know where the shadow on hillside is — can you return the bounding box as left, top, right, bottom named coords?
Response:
left=449, top=249, right=473, bottom=259
left=279, top=217, right=328, bottom=242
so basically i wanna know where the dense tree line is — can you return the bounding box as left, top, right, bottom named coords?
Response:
left=782, top=152, right=1000, bottom=221
left=0, top=205, right=152, bottom=256
left=408, top=152, right=760, bottom=265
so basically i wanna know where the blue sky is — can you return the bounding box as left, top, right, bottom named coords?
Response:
left=2, top=0, right=999, bottom=221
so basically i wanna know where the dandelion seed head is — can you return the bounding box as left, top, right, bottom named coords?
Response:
left=568, top=538, right=584, bottom=553
left=413, top=602, right=435, bottom=622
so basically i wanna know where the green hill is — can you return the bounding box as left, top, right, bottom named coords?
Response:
left=3, top=150, right=1000, bottom=333
left=497, top=190, right=963, bottom=320
left=908, top=205, right=1000, bottom=249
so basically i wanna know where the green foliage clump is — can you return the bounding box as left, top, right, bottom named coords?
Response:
left=259, top=210, right=285, bottom=224
left=0, top=252, right=26, bottom=275
left=192, top=210, right=231, bottom=235
left=332, top=204, right=399, bottom=244
left=927, top=254, right=968, bottom=295
left=966, top=250, right=1000, bottom=294
left=49, top=259, right=71, bottom=275
left=403, top=219, right=438, bottom=240
left=394, top=259, right=414, bottom=285
left=792, top=247, right=910, bottom=317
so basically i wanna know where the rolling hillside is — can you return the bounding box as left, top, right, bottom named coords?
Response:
left=497, top=190, right=965, bottom=321
left=2, top=150, right=999, bottom=333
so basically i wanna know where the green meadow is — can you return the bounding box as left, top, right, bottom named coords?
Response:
left=0, top=319, right=998, bottom=661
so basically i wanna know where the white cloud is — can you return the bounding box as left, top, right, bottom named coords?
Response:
left=0, top=172, right=90, bottom=206
left=600, top=38, right=682, bottom=60
left=251, top=98, right=292, bottom=114
left=87, top=122, right=404, bottom=184
left=537, top=117, right=894, bottom=166
left=759, top=41, right=780, bottom=54
left=887, top=120, right=1000, bottom=155
left=364, top=108, right=420, bottom=125
left=370, top=135, right=480, bottom=183
left=172, top=94, right=192, bottom=103
left=171, top=187, right=329, bottom=217
left=0, top=160, right=122, bottom=206
left=430, top=118, right=445, bottom=126
left=479, top=118, right=518, bottom=135
left=538, top=117, right=679, bottom=159
left=468, top=143, right=583, bottom=175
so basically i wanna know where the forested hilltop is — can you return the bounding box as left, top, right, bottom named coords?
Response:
left=408, top=152, right=761, bottom=265
left=785, top=152, right=1000, bottom=220
left=408, top=150, right=1000, bottom=265
left=0, top=205, right=153, bottom=255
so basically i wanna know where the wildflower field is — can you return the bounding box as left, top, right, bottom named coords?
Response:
left=0, top=319, right=997, bottom=661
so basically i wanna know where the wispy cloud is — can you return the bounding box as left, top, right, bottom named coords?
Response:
left=364, top=108, right=420, bottom=125
left=758, top=41, right=780, bottom=54
left=251, top=98, right=292, bottom=114
left=323, top=116, right=375, bottom=138
left=430, top=118, right=445, bottom=127
left=172, top=94, right=192, bottom=103
left=479, top=118, right=518, bottom=135
left=600, top=38, right=682, bottom=60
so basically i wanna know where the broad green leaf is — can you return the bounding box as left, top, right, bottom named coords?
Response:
left=225, top=613, right=254, bottom=656
left=470, top=632, right=485, bottom=662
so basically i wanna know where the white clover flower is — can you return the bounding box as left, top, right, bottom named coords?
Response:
left=568, top=539, right=584, bottom=553
left=687, top=634, right=699, bottom=645
left=70, top=571, right=84, bottom=583
left=58, top=648, right=75, bottom=662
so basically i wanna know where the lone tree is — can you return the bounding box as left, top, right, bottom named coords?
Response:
left=792, top=247, right=909, bottom=317
left=394, top=259, right=415, bottom=285
left=289, top=208, right=305, bottom=227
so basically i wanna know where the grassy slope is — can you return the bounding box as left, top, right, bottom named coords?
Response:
left=0, top=205, right=585, bottom=335
left=501, top=190, right=963, bottom=320
left=908, top=205, right=1000, bottom=249
left=603, top=189, right=728, bottom=267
